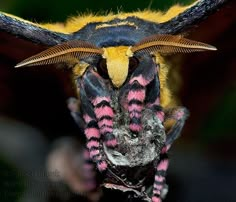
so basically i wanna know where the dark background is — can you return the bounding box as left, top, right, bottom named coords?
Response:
left=0, top=0, right=235, bottom=202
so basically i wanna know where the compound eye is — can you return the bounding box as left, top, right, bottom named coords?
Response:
left=97, top=58, right=109, bottom=79
left=129, top=56, right=139, bottom=74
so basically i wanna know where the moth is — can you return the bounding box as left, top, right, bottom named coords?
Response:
left=0, top=0, right=228, bottom=201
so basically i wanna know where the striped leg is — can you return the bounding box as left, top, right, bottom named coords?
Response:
left=122, top=54, right=157, bottom=134
left=152, top=146, right=170, bottom=202
left=145, top=76, right=165, bottom=123
left=152, top=107, right=189, bottom=202
left=93, top=97, right=117, bottom=148
left=127, top=81, right=145, bottom=133
left=165, top=107, right=189, bottom=146
left=66, top=98, right=98, bottom=189
left=82, top=68, right=117, bottom=149
left=80, top=87, right=107, bottom=172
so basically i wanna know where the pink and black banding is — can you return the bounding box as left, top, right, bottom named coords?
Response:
left=93, top=97, right=117, bottom=148
left=84, top=118, right=108, bottom=172
left=145, top=77, right=164, bottom=123
left=124, top=54, right=158, bottom=133
left=127, top=82, right=145, bottom=133
left=79, top=85, right=107, bottom=172
left=152, top=146, right=169, bottom=202
left=82, top=69, right=117, bottom=149
left=151, top=107, right=189, bottom=201
left=84, top=116, right=107, bottom=171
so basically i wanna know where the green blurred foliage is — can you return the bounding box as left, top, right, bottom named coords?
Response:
left=1, top=0, right=193, bottom=22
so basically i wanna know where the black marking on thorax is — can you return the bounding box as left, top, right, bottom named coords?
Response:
left=72, top=17, right=163, bottom=47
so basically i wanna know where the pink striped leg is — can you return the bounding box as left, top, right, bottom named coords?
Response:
left=127, top=81, right=146, bottom=133
left=92, top=96, right=117, bottom=148
left=84, top=116, right=107, bottom=172
left=80, top=88, right=107, bottom=172
left=152, top=107, right=189, bottom=201
left=82, top=68, right=117, bottom=149
left=152, top=145, right=170, bottom=202
left=126, top=54, right=157, bottom=134
left=66, top=98, right=98, bottom=188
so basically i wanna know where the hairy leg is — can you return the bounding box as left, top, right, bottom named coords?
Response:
left=120, top=54, right=158, bottom=134
left=152, top=107, right=189, bottom=202
left=145, top=75, right=164, bottom=123
left=67, top=98, right=100, bottom=185
left=81, top=68, right=117, bottom=149
left=79, top=86, right=107, bottom=172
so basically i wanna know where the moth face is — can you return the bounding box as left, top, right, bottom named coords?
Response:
left=102, top=46, right=133, bottom=88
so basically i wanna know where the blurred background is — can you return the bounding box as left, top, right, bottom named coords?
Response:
left=0, top=0, right=235, bottom=202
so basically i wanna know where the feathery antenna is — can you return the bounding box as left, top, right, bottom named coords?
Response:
left=15, top=40, right=103, bottom=68
left=131, top=34, right=217, bottom=54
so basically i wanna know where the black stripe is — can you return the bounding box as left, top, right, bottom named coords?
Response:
left=88, top=137, right=100, bottom=142
left=154, top=180, right=165, bottom=185
left=95, top=100, right=110, bottom=108
left=97, top=159, right=105, bottom=165
left=160, top=153, right=168, bottom=159
left=156, top=170, right=167, bottom=176
left=100, top=125, right=113, bottom=129
left=130, top=82, right=144, bottom=90
left=130, top=117, right=142, bottom=125
left=91, top=154, right=101, bottom=160
left=130, top=109, right=142, bottom=114
left=151, top=105, right=163, bottom=112
left=89, top=146, right=100, bottom=151
left=153, top=194, right=160, bottom=198
left=128, top=99, right=143, bottom=106
left=103, top=133, right=116, bottom=141
left=87, top=120, right=99, bottom=128
left=98, top=115, right=112, bottom=121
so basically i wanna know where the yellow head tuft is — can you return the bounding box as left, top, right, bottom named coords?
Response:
left=103, top=46, right=132, bottom=88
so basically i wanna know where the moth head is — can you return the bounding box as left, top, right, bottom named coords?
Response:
left=15, top=35, right=217, bottom=88
left=102, top=46, right=134, bottom=88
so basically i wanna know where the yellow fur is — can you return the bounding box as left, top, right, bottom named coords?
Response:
left=103, top=46, right=132, bottom=88
left=73, top=62, right=90, bottom=78
left=155, top=54, right=173, bottom=107
left=41, top=1, right=197, bottom=34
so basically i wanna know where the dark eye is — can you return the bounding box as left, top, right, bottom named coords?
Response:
left=97, top=58, right=109, bottom=79
left=129, top=56, right=139, bottom=74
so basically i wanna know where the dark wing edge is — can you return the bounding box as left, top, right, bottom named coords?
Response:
left=0, top=13, right=72, bottom=46
left=157, top=0, right=231, bottom=34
